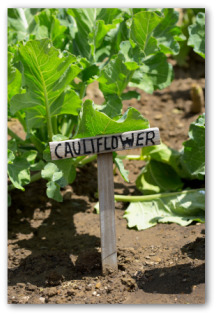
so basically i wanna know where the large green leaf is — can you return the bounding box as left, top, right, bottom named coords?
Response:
left=67, top=8, right=123, bottom=61
left=95, top=94, right=123, bottom=118
left=130, top=11, right=162, bottom=54
left=188, top=12, right=205, bottom=58
left=136, top=160, right=183, bottom=194
left=123, top=189, right=205, bottom=230
left=98, top=54, right=136, bottom=96
left=153, top=8, right=186, bottom=55
left=129, top=53, right=173, bottom=94
left=130, top=9, right=184, bottom=56
left=74, top=99, right=149, bottom=139
left=10, top=39, right=82, bottom=138
left=181, top=113, right=205, bottom=179
left=97, top=50, right=139, bottom=117
left=141, top=143, right=186, bottom=177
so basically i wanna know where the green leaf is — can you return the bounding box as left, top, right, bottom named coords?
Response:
left=96, top=8, right=123, bottom=24
left=121, top=90, right=141, bottom=101
left=130, top=11, right=162, bottom=53
left=8, top=157, right=30, bottom=191
left=8, top=149, right=15, bottom=164
left=129, top=53, right=173, bottom=94
left=141, top=143, right=184, bottom=176
left=30, top=160, right=45, bottom=171
left=68, top=8, right=123, bottom=61
left=46, top=181, right=63, bottom=202
left=130, top=9, right=184, bottom=56
left=41, top=162, right=60, bottom=181
left=98, top=54, right=136, bottom=96
left=8, top=51, right=22, bottom=102
left=67, top=8, right=100, bottom=60
left=123, top=189, right=205, bottom=230
left=41, top=159, right=76, bottom=201
left=119, top=40, right=145, bottom=67
left=51, top=89, right=82, bottom=116
left=54, top=159, right=76, bottom=186
left=74, top=99, right=149, bottom=139
left=188, top=12, right=205, bottom=58
left=10, top=39, right=82, bottom=139
left=181, top=113, right=205, bottom=178
left=34, top=9, right=67, bottom=49
left=136, top=160, right=183, bottom=194
left=153, top=9, right=186, bottom=55
left=8, top=8, right=39, bottom=43
left=113, top=153, right=129, bottom=182
left=97, top=94, right=123, bottom=118
left=8, top=138, right=17, bottom=152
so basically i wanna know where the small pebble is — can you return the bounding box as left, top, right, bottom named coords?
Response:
left=95, top=282, right=101, bottom=289
left=39, top=297, right=45, bottom=303
left=154, top=114, right=162, bottom=120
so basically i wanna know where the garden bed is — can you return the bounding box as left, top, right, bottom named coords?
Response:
left=8, top=59, right=205, bottom=304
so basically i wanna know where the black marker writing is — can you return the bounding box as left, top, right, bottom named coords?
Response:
left=119, top=133, right=134, bottom=149
left=104, top=137, right=111, bottom=151
left=65, top=142, right=74, bottom=157
left=83, top=139, right=91, bottom=155
left=97, top=137, right=103, bottom=153
left=145, top=131, right=155, bottom=145
left=72, top=141, right=81, bottom=155
left=55, top=143, right=62, bottom=159
left=136, top=132, right=144, bottom=146
left=111, top=136, right=118, bottom=149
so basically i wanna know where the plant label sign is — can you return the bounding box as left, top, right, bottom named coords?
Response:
left=49, top=127, right=160, bottom=275
left=49, top=128, right=160, bottom=160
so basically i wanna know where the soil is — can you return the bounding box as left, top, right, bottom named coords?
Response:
left=8, top=54, right=205, bottom=304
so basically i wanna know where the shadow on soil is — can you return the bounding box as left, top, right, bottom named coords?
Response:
left=8, top=178, right=101, bottom=288
left=135, top=263, right=205, bottom=295
left=134, top=237, right=205, bottom=295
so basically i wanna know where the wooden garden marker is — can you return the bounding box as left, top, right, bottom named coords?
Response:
left=49, top=127, right=160, bottom=274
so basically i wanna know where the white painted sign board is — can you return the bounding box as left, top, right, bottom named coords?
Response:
left=49, top=128, right=160, bottom=160
left=49, top=127, right=161, bottom=274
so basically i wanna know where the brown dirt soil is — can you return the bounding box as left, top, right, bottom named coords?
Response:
left=8, top=56, right=205, bottom=304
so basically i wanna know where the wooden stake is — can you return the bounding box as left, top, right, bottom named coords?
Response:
left=97, top=152, right=118, bottom=274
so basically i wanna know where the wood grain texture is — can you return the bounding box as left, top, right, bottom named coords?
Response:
left=97, top=152, right=118, bottom=274
left=49, top=127, right=160, bottom=160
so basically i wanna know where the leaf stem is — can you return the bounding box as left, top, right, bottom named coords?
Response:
left=113, top=188, right=205, bottom=202
left=77, top=154, right=97, bottom=167
left=117, top=154, right=144, bottom=160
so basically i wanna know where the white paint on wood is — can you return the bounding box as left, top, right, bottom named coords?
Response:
left=49, top=127, right=160, bottom=160
left=97, top=152, right=118, bottom=274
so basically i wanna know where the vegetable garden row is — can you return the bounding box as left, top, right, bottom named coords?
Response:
left=8, top=8, right=205, bottom=230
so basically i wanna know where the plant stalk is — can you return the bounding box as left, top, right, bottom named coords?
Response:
left=117, top=154, right=144, bottom=160
left=77, top=154, right=97, bottom=167
left=113, top=188, right=204, bottom=202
